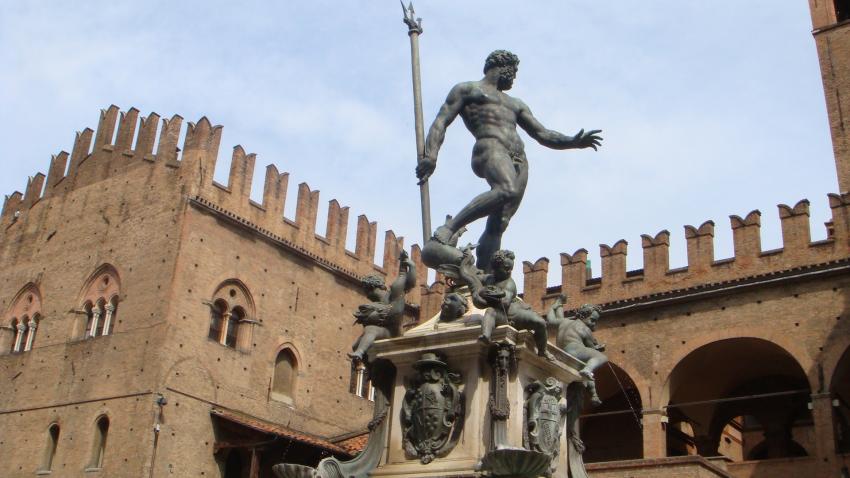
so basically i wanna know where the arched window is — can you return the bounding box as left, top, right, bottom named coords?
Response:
left=272, top=348, right=298, bottom=403
left=4, top=284, right=42, bottom=354
left=40, top=423, right=60, bottom=472
left=88, top=416, right=109, bottom=470
left=207, top=281, right=255, bottom=351
left=78, top=265, right=121, bottom=339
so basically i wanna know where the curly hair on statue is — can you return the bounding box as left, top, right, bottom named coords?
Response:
left=361, top=274, right=386, bottom=290
left=575, top=303, right=602, bottom=320
left=444, top=292, right=469, bottom=314
left=490, top=249, right=516, bottom=269
left=483, top=49, right=519, bottom=74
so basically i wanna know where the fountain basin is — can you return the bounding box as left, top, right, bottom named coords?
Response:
left=478, top=447, right=551, bottom=477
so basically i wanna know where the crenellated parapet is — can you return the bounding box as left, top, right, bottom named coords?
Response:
left=521, top=257, right=550, bottom=310
left=641, top=230, right=670, bottom=281
left=0, top=106, right=425, bottom=298
left=517, top=195, right=850, bottom=312
left=419, top=280, right=447, bottom=323
left=600, top=239, right=629, bottom=287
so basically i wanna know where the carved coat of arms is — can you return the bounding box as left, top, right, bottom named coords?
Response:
left=524, top=377, right=565, bottom=474
left=401, top=352, right=464, bottom=464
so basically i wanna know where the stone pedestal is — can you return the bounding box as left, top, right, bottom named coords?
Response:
left=366, top=311, right=585, bottom=478
left=273, top=304, right=589, bottom=478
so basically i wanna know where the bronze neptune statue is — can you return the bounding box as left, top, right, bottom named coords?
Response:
left=417, top=50, right=602, bottom=272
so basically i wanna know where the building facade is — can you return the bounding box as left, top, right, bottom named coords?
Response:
left=0, top=108, right=424, bottom=476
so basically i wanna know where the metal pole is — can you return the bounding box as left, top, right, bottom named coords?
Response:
left=578, top=388, right=812, bottom=419
left=402, top=2, right=431, bottom=244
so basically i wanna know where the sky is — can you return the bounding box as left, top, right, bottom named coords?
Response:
left=0, top=1, right=837, bottom=289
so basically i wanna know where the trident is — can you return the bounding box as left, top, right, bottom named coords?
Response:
left=401, top=1, right=431, bottom=244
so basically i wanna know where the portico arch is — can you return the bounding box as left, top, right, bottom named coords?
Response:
left=581, top=362, right=644, bottom=462
left=664, top=337, right=812, bottom=461
left=831, top=345, right=850, bottom=453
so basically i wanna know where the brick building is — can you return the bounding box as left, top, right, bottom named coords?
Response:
left=500, top=1, right=850, bottom=476
left=1, top=1, right=850, bottom=478
left=0, top=106, right=426, bottom=476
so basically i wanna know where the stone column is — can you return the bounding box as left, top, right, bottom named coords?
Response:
left=102, top=304, right=115, bottom=336
left=89, top=305, right=102, bottom=338
left=23, top=319, right=37, bottom=351
left=811, top=392, right=839, bottom=475
left=642, top=409, right=668, bottom=458
left=13, top=322, right=26, bottom=352
left=220, top=312, right=233, bottom=345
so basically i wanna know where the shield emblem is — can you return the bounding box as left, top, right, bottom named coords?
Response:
left=536, top=394, right=562, bottom=455
left=524, top=378, right=565, bottom=473
left=401, top=352, right=464, bottom=464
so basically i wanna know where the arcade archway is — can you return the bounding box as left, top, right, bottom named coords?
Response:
left=665, top=338, right=812, bottom=461
left=832, top=345, right=850, bottom=454
left=581, top=362, right=644, bottom=462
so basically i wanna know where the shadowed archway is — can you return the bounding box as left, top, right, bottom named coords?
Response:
left=664, top=338, right=812, bottom=461
left=831, top=345, right=850, bottom=453
left=580, top=362, right=644, bottom=463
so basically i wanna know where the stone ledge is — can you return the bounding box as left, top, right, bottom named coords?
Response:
left=586, top=455, right=734, bottom=478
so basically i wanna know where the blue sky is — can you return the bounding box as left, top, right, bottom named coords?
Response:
left=0, top=1, right=837, bottom=288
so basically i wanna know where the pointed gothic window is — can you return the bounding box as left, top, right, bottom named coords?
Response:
left=78, top=265, right=121, bottom=340
left=40, top=423, right=60, bottom=472
left=207, top=281, right=255, bottom=351
left=88, top=416, right=109, bottom=470
left=4, top=285, right=42, bottom=354
left=272, top=348, right=298, bottom=403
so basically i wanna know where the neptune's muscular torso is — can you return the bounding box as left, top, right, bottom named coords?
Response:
left=456, top=81, right=527, bottom=177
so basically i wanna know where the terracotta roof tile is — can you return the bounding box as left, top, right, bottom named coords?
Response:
left=335, top=433, right=369, bottom=455
left=210, top=407, right=350, bottom=456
